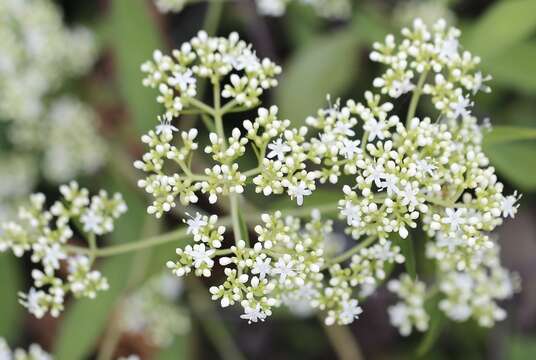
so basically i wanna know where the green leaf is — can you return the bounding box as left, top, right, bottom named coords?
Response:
left=482, top=126, right=536, bottom=191
left=399, top=234, right=417, bottom=278
left=156, top=335, right=188, bottom=360
left=483, top=126, right=536, bottom=145
left=483, top=42, right=536, bottom=94
left=484, top=141, right=536, bottom=191
left=0, top=255, right=23, bottom=342
left=463, top=0, right=536, bottom=58
left=416, top=297, right=444, bottom=357
left=105, top=0, right=165, bottom=133
left=275, top=28, right=362, bottom=127
left=53, top=255, right=133, bottom=360
left=54, top=176, right=147, bottom=359
left=507, top=336, right=536, bottom=360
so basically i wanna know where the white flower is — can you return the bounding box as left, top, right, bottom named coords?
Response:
left=252, top=256, right=271, bottom=280
left=42, top=243, right=67, bottom=271
left=363, top=117, right=386, bottom=141
left=334, top=121, right=355, bottom=137
left=501, top=191, right=520, bottom=218
left=450, top=95, right=473, bottom=119
left=416, top=159, right=436, bottom=177
left=339, top=138, right=360, bottom=159
left=240, top=304, right=267, bottom=324
left=169, top=69, right=196, bottom=92
left=80, top=209, right=102, bottom=234
left=439, top=36, right=459, bottom=60
left=185, top=212, right=207, bottom=236
left=156, top=114, right=178, bottom=136
left=366, top=163, right=386, bottom=188
left=399, top=183, right=420, bottom=209
left=443, top=208, right=465, bottom=231
left=267, top=138, right=291, bottom=161
left=272, top=255, right=296, bottom=283
left=339, top=299, right=363, bottom=324
left=186, top=244, right=215, bottom=269
left=287, top=181, right=312, bottom=206
left=379, top=174, right=399, bottom=196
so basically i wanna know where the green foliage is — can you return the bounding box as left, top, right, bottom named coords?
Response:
left=507, top=335, right=536, bottom=360
left=463, top=0, right=536, bottom=58
left=104, top=0, right=165, bottom=133
left=483, top=126, right=536, bottom=191
left=0, top=255, right=23, bottom=343
left=275, top=28, right=362, bottom=127
left=54, top=176, right=148, bottom=359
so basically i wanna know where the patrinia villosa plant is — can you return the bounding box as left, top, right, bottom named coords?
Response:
left=0, top=19, right=521, bottom=337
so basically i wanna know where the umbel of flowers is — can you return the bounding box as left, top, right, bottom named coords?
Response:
left=137, top=20, right=520, bottom=333
left=154, top=0, right=352, bottom=19
left=0, top=182, right=127, bottom=318
left=0, top=0, right=106, bottom=220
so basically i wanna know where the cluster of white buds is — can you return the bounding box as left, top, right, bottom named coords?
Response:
left=120, top=273, right=190, bottom=348
left=387, top=274, right=429, bottom=336
left=0, top=337, right=51, bottom=360
left=256, top=0, right=351, bottom=18
left=138, top=20, right=520, bottom=333
left=152, top=0, right=351, bottom=19
left=141, top=31, right=280, bottom=118
left=0, top=0, right=97, bottom=123
left=0, top=182, right=127, bottom=318
left=0, top=0, right=104, bottom=221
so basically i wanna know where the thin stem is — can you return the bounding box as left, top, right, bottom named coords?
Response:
left=68, top=220, right=228, bottom=257
left=321, top=235, right=377, bottom=270
left=66, top=201, right=342, bottom=258
left=87, top=234, right=97, bottom=263
left=406, top=69, right=429, bottom=125
left=229, top=193, right=245, bottom=246
left=202, top=0, right=225, bottom=37
left=188, top=98, right=215, bottom=116
left=321, top=320, right=364, bottom=360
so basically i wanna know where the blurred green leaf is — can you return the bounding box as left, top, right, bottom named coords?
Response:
left=106, top=0, right=165, bottom=133
left=399, top=234, right=416, bottom=278
left=483, top=125, right=536, bottom=145
left=483, top=42, right=536, bottom=94
left=0, top=255, right=23, bottom=342
left=54, top=174, right=147, bottom=359
left=507, top=336, right=536, bottom=360
left=464, top=0, right=536, bottom=58
left=275, top=28, right=362, bottom=127
left=484, top=141, right=536, bottom=191
left=482, top=126, right=536, bottom=191
left=267, top=188, right=341, bottom=215
left=53, top=255, right=133, bottom=360
left=156, top=335, right=188, bottom=360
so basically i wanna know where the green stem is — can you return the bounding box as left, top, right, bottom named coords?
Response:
left=88, top=234, right=97, bottom=263
left=321, top=319, right=364, bottom=360
left=406, top=69, right=429, bottom=125
left=229, top=193, right=244, bottom=246
left=202, top=1, right=225, bottom=36
left=321, top=235, right=377, bottom=270
left=67, top=201, right=341, bottom=258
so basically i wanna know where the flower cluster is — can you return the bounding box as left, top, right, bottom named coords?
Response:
left=387, top=274, right=429, bottom=336
left=256, top=0, right=351, bottom=18
left=141, top=31, right=280, bottom=118
left=0, top=182, right=127, bottom=318
left=0, top=337, right=51, bottom=360
left=152, top=0, right=351, bottom=19
left=120, top=273, right=190, bottom=347
left=138, top=20, right=520, bottom=335
left=0, top=0, right=104, bottom=221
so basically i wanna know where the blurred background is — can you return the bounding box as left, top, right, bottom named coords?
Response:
left=1, top=0, right=536, bottom=359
